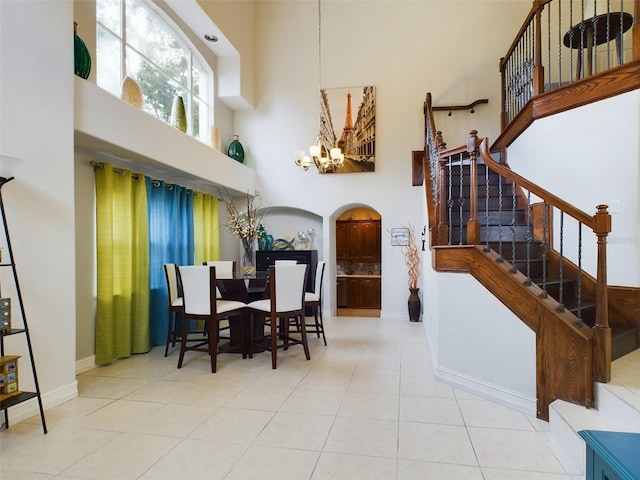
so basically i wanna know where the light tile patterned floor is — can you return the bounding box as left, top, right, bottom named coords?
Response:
left=1, top=316, right=585, bottom=479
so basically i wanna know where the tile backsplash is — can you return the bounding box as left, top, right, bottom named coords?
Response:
left=336, top=261, right=381, bottom=275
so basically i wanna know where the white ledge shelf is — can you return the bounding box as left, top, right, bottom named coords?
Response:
left=74, top=77, right=255, bottom=196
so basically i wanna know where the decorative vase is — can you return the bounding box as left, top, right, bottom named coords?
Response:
left=227, top=134, right=245, bottom=163
left=209, top=126, right=221, bottom=150
left=241, top=244, right=255, bottom=277
left=408, top=287, right=421, bottom=322
left=266, top=234, right=274, bottom=251
left=120, top=76, right=144, bottom=109
left=170, top=95, right=187, bottom=133
left=257, top=225, right=268, bottom=251
left=74, top=22, right=91, bottom=79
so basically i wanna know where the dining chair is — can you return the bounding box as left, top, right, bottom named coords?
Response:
left=177, top=265, right=247, bottom=372
left=247, top=264, right=309, bottom=369
left=304, top=260, right=326, bottom=345
left=163, top=263, right=184, bottom=357
left=204, top=261, right=237, bottom=335
left=203, top=260, right=236, bottom=278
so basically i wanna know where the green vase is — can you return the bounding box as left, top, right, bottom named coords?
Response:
left=74, top=22, right=91, bottom=79
left=170, top=95, right=187, bottom=133
left=227, top=135, right=245, bottom=163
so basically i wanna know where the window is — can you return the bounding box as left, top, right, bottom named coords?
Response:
left=96, top=0, right=211, bottom=141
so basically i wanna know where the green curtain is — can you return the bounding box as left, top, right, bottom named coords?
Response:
left=95, top=164, right=150, bottom=365
left=193, top=192, right=220, bottom=265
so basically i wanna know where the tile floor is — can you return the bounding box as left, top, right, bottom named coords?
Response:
left=1, top=315, right=585, bottom=479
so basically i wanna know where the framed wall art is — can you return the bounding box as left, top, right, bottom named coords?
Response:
left=320, top=86, right=375, bottom=173
left=391, top=228, right=409, bottom=246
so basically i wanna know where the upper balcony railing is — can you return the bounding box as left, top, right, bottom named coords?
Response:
left=501, top=0, right=640, bottom=129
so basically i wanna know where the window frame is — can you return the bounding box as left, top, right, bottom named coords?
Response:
left=96, top=0, right=213, bottom=142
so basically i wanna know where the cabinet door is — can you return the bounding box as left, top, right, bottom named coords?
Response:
left=360, top=278, right=381, bottom=309
left=336, top=223, right=347, bottom=260
left=346, top=223, right=360, bottom=260
left=337, top=278, right=347, bottom=307
left=346, top=277, right=381, bottom=309
left=358, top=222, right=376, bottom=261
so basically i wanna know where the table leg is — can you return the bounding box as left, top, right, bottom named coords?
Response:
left=585, top=25, right=594, bottom=78
left=614, top=32, right=623, bottom=66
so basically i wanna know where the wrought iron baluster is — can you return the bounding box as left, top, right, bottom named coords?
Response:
left=447, top=157, right=453, bottom=245
left=540, top=201, right=548, bottom=298
left=483, top=162, right=490, bottom=252
left=554, top=0, right=562, bottom=87
left=458, top=154, right=465, bottom=245
left=569, top=0, right=575, bottom=81
left=524, top=191, right=532, bottom=285
left=576, top=222, right=584, bottom=325
left=496, top=173, right=504, bottom=262
left=558, top=211, right=565, bottom=312
left=510, top=180, right=518, bottom=273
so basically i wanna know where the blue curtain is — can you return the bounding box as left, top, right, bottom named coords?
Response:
left=146, top=180, right=194, bottom=347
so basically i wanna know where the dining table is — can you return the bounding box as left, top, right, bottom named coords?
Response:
left=216, top=272, right=269, bottom=356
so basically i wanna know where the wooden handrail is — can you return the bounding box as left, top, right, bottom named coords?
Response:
left=501, top=0, right=639, bottom=131
left=479, top=138, right=595, bottom=228
left=499, top=0, right=549, bottom=71
left=431, top=98, right=488, bottom=112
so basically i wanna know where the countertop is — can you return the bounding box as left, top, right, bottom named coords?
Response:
left=336, top=274, right=381, bottom=278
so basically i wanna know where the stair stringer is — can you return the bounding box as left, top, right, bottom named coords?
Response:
left=432, top=243, right=594, bottom=420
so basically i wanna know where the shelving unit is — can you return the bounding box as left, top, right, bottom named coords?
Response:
left=0, top=176, right=47, bottom=433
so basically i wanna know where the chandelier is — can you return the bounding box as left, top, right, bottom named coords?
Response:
left=294, top=0, right=344, bottom=174
left=295, top=135, right=344, bottom=173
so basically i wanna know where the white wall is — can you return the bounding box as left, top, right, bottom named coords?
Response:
left=238, top=0, right=531, bottom=318
left=507, top=91, right=640, bottom=287
left=0, top=0, right=78, bottom=420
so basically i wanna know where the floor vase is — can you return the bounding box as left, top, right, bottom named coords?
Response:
left=408, top=287, right=421, bottom=322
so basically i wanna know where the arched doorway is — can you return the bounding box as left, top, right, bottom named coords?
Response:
left=336, top=207, right=381, bottom=317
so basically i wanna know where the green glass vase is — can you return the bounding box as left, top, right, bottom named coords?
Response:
left=74, top=22, right=91, bottom=79
left=227, top=135, right=245, bottom=163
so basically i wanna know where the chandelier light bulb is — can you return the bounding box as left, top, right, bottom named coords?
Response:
left=309, top=145, right=321, bottom=157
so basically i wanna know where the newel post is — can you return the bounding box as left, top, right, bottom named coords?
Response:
left=592, top=204, right=612, bottom=382
left=532, top=0, right=547, bottom=96
left=466, top=130, right=480, bottom=245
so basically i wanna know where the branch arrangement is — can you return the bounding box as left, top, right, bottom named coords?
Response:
left=402, top=224, right=420, bottom=289
left=217, top=187, right=267, bottom=254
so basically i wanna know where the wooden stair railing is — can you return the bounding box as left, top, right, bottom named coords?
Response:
left=421, top=113, right=617, bottom=418
left=477, top=136, right=613, bottom=385
left=500, top=0, right=640, bottom=133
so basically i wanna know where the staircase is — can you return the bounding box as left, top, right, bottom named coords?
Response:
left=446, top=160, right=640, bottom=361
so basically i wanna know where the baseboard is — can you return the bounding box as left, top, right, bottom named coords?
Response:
left=1, top=380, right=78, bottom=427
left=380, top=309, right=419, bottom=321
left=76, top=355, right=96, bottom=375
left=436, top=365, right=537, bottom=417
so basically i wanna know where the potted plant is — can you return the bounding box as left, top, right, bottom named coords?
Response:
left=402, top=224, right=421, bottom=322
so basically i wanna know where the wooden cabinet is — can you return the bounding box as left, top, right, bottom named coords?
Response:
left=345, top=277, right=381, bottom=309
left=255, top=250, right=318, bottom=292
left=336, top=220, right=381, bottom=261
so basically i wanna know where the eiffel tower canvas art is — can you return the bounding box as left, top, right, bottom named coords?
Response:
left=319, top=86, right=376, bottom=173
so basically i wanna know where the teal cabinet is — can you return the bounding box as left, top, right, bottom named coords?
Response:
left=579, top=430, right=640, bottom=480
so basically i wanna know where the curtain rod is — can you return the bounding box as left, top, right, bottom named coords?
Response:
left=89, top=160, right=140, bottom=179
left=88, top=161, right=216, bottom=196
